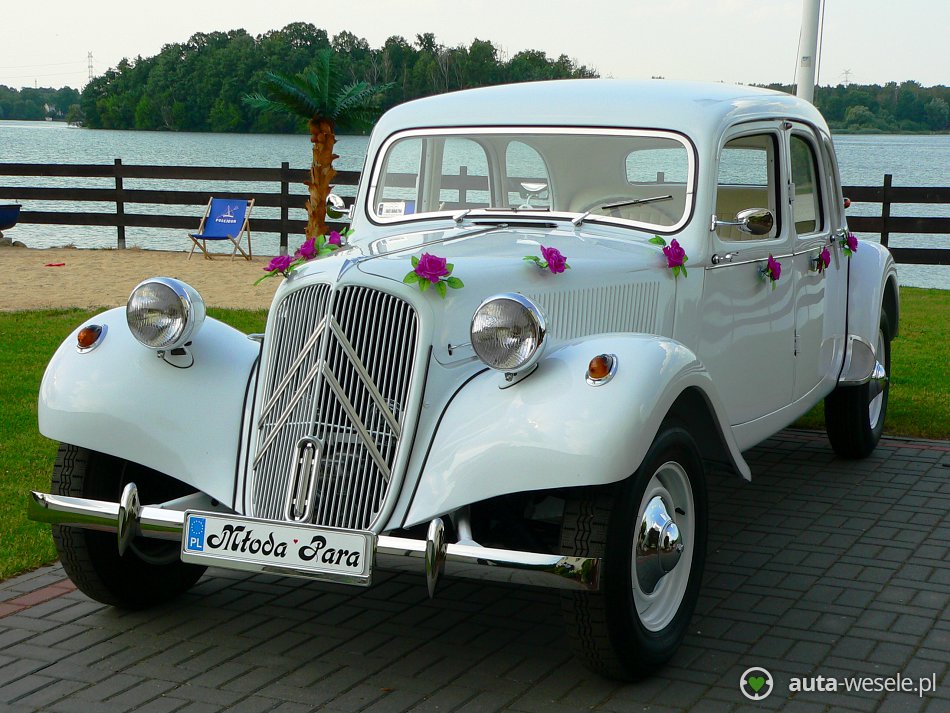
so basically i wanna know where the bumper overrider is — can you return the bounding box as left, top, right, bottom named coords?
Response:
left=29, top=483, right=601, bottom=596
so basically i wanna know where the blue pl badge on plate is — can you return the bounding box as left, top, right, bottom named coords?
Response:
left=187, top=516, right=206, bottom=551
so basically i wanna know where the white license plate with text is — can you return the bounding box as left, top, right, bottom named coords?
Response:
left=181, top=511, right=373, bottom=585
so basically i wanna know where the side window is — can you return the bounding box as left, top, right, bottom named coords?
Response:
left=505, top=141, right=550, bottom=209
left=715, top=134, right=779, bottom=241
left=439, top=137, right=490, bottom=210
left=790, top=134, right=824, bottom=235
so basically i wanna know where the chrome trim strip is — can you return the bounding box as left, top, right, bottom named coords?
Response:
left=321, top=367, right=392, bottom=482
left=28, top=493, right=601, bottom=592
left=328, top=317, right=401, bottom=435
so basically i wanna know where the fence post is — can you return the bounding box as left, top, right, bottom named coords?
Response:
left=280, top=162, right=290, bottom=256
left=880, top=173, right=892, bottom=248
left=114, top=159, right=126, bottom=249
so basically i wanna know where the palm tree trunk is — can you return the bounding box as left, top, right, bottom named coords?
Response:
left=306, top=117, right=338, bottom=238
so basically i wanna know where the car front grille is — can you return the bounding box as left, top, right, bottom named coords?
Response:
left=249, top=283, right=419, bottom=530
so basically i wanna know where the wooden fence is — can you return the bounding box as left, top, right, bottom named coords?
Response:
left=0, top=162, right=947, bottom=264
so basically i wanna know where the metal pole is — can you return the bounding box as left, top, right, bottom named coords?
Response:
left=796, top=0, right=822, bottom=103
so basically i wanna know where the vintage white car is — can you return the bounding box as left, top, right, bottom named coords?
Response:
left=30, top=80, right=898, bottom=680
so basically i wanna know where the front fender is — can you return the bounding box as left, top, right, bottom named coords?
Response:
left=405, top=335, right=748, bottom=526
left=39, top=308, right=258, bottom=507
left=846, top=241, right=899, bottom=348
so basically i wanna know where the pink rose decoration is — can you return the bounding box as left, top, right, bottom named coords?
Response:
left=264, top=254, right=293, bottom=274
left=762, top=254, right=781, bottom=290
left=846, top=232, right=858, bottom=253
left=296, top=237, right=316, bottom=261
left=662, top=239, right=686, bottom=268
left=414, top=253, right=449, bottom=284
left=820, top=247, right=831, bottom=270
left=327, top=230, right=342, bottom=246
left=540, top=245, right=568, bottom=274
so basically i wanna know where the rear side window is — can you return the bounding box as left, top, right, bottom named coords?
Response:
left=790, top=134, right=824, bottom=235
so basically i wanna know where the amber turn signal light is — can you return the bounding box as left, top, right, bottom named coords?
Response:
left=76, top=324, right=103, bottom=351
left=586, top=353, right=615, bottom=384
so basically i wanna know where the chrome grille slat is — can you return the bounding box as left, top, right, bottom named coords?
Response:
left=249, top=284, right=419, bottom=531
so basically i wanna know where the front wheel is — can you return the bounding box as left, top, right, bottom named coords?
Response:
left=825, top=313, right=891, bottom=459
left=560, top=426, right=707, bottom=680
left=51, top=443, right=206, bottom=609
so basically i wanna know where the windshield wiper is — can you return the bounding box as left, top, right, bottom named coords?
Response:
left=572, top=194, right=673, bottom=226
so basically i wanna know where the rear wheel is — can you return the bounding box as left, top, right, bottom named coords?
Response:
left=825, top=314, right=891, bottom=459
left=559, top=426, right=707, bottom=680
left=52, top=443, right=205, bottom=608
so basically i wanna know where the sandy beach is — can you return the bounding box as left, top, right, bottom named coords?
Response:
left=1, top=247, right=280, bottom=311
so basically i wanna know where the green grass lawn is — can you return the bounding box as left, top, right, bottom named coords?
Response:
left=1, top=289, right=945, bottom=581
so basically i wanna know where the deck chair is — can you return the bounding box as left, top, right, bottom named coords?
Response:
left=188, top=198, right=254, bottom=260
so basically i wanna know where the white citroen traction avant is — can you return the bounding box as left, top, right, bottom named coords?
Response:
left=30, top=80, right=898, bottom=680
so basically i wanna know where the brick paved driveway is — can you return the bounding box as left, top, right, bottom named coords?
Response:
left=1, top=430, right=948, bottom=712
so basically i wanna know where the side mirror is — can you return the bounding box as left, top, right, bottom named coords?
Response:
left=326, top=193, right=351, bottom=220
left=711, top=207, right=774, bottom=236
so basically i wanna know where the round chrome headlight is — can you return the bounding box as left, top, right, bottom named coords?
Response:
left=126, top=277, right=206, bottom=350
left=470, top=293, right=546, bottom=373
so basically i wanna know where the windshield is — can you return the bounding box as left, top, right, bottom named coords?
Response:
left=369, top=128, right=695, bottom=233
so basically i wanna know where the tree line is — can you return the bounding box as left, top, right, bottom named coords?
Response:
left=0, top=23, right=946, bottom=134
left=0, top=86, right=81, bottom=122
left=765, top=81, right=949, bottom=133
left=75, top=24, right=596, bottom=133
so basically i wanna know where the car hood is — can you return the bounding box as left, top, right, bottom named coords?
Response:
left=349, top=223, right=675, bottom=364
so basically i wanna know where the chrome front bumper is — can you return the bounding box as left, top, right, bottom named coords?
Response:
left=29, top=487, right=601, bottom=594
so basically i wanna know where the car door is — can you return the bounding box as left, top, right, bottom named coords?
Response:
left=786, top=125, right=839, bottom=401
left=698, top=123, right=796, bottom=425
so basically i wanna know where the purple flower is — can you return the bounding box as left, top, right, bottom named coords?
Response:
left=296, top=237, right=316, bottom=261
left=265, top=254, right=294, bottom=274
left=766, top=255, right=782, bottom=281
left=820, top=247, right=831, bottom=270
left=414, top=253, right=449, bottom=284
left=327, top=230, right=342, bottom=246
left=846, top=232, right=858, bottom=253
left=662, top=239, right=686, bottom=268
left=540, top=245, right=568, bottom=274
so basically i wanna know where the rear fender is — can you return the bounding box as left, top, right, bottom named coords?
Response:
left=39, top=308, right=259, bottom=507
left=404, top=335, right=748, bottom=526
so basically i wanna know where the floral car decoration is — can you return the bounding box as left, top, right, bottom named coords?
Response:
left=255, top=229, right=351, bottom=285
left=841, top=230, right=859, bottom=257
left=761, top=254, right=782, bottom=288
left=403, top=252, right=464, bottom=297
left=523, top=245, right=570, bottom=274
left=27, top=80, right=900, bottom=684
left=649, top=235, right=688, bottom=278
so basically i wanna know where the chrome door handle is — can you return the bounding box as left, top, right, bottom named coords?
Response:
left=711, top=251, right=739, bottom=265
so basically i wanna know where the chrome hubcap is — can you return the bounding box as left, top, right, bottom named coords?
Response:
left=636, top=496, right=684, bottom=594
left=631, top=461, right=694, bottom=632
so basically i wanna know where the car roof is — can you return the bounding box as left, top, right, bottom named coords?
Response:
left=371, top=79, right=829, bottom=145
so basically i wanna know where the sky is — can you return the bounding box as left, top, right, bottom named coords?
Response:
left=2, top=0, right=948, bottom=91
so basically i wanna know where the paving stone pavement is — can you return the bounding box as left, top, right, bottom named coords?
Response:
left=1, top=429, right=948, bottom=713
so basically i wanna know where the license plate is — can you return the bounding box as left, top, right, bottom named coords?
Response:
left=181, top=511, right=374, bottom=586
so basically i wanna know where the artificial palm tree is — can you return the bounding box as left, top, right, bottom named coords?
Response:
left=243, top=50, right=391, bottom=238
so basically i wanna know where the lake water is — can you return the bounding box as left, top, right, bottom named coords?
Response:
left=1, top=120, right=947, bottom=288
